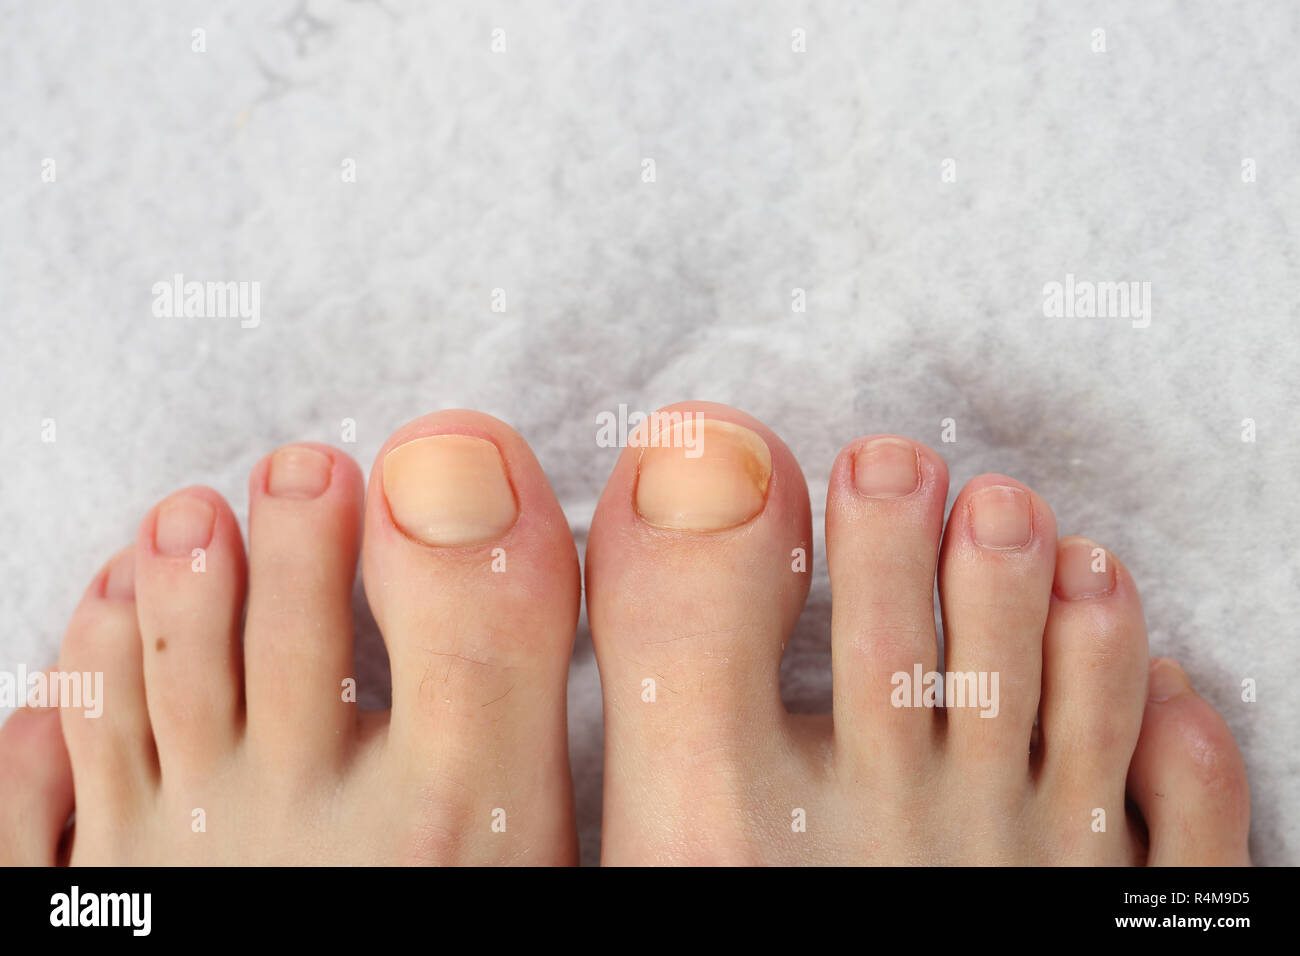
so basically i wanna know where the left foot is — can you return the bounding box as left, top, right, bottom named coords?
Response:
left=0, top=411, right=581, bottom=865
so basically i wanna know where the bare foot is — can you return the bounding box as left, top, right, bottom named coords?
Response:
left=0, top=411, right=579, bottom=865
left=587, top=402, right=1250, bottom=865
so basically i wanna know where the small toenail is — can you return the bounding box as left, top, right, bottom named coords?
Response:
left=634, top=419, right=772, bottom=531
left=1053, top=537, right=1116, bottom=600
left=969, top=485, right=1032, bottom=550
left=1148, top=657, right=1191, bottom=702
left=103, top=550, right=135, bottom=600
left=382, top=434, right=518, bottom=547
left=853, top=438, right=920, bottom=498
left=154, top=496, right=216, bottom=556
left=267, top=446, right=332, bottom=499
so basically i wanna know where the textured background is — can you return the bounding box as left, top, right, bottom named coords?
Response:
left=1, top=0, right=1296, bottom=866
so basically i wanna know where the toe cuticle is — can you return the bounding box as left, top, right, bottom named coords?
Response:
left=1053, top=538, right=1117, bottom=600
left=969, top=485, right=1032, bottom=550
left=852, top=438, right=920, bottom=499
left=382, top=433, right=518, bottom=547
left=1148, top=657, right=1192, bottom=702
left=267, top=446, right=333, bottom=499
left=633, top=418, right=772, bottom=531
left=102, top=550, right=135, bottom=600
left=154, top=496, right=216, bottom=556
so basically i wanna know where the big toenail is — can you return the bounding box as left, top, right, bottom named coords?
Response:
left=1147, top=657, right=1191, bottom=702
left=103, top=550, right=135, bottom=599
left=268, top=446, right=332, bottom=499
left=382, top=434, right=517, bottom=546
left=853, top=438, right=920, bottom=498
left=1053, top=538, right=1116, bottom=599
left=634, top=419, right=771, bottom=531
left=154, top=496, right=216, bottom=556
left=969, top=485, right=1032, bottom=549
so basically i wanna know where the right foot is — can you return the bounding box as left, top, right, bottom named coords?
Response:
left=0, top=411, right=580, bottom=865
left=587, top=402, right=1250, bottom=865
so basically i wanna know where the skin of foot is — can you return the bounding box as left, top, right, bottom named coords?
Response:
left=0, top=411, right=580, bottom=865
left=585, top=402, right=1251, bottom=865
left=0, top=403, right=1251, bottom=867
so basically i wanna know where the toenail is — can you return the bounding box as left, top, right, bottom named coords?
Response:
left=634, top=419, right=772, bottom=531
left=1053, top=537, right=1116, bottom=600
left=969, top=485, right=1032, bottom=550
left=382, top=434, right=518, bottom=547
left=1148, top=657, right=1191, bottom=702
left=154, top=496, right=216, bottom=556
left=103, top=550, right=135, bottom=600
left=853, top=438, right=920, bottom=498
left=267, top=446, right=333, bottom=499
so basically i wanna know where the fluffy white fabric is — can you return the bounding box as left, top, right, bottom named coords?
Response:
left=2, top=1, right=1295, bottom=865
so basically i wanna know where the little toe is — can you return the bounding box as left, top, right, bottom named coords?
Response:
left=1128, top=658, right=1250, bottom=865
left=0, top=699, right=73, bottom=865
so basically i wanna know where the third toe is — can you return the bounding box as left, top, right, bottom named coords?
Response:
left=134, top=487, right=247, bottom=781
left=937, top=475, right=1057, bottom=769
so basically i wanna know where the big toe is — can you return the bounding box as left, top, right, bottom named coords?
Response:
left=362, top=410, right=580, bottom=864
left=586, top=402, right=813, bottom=863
